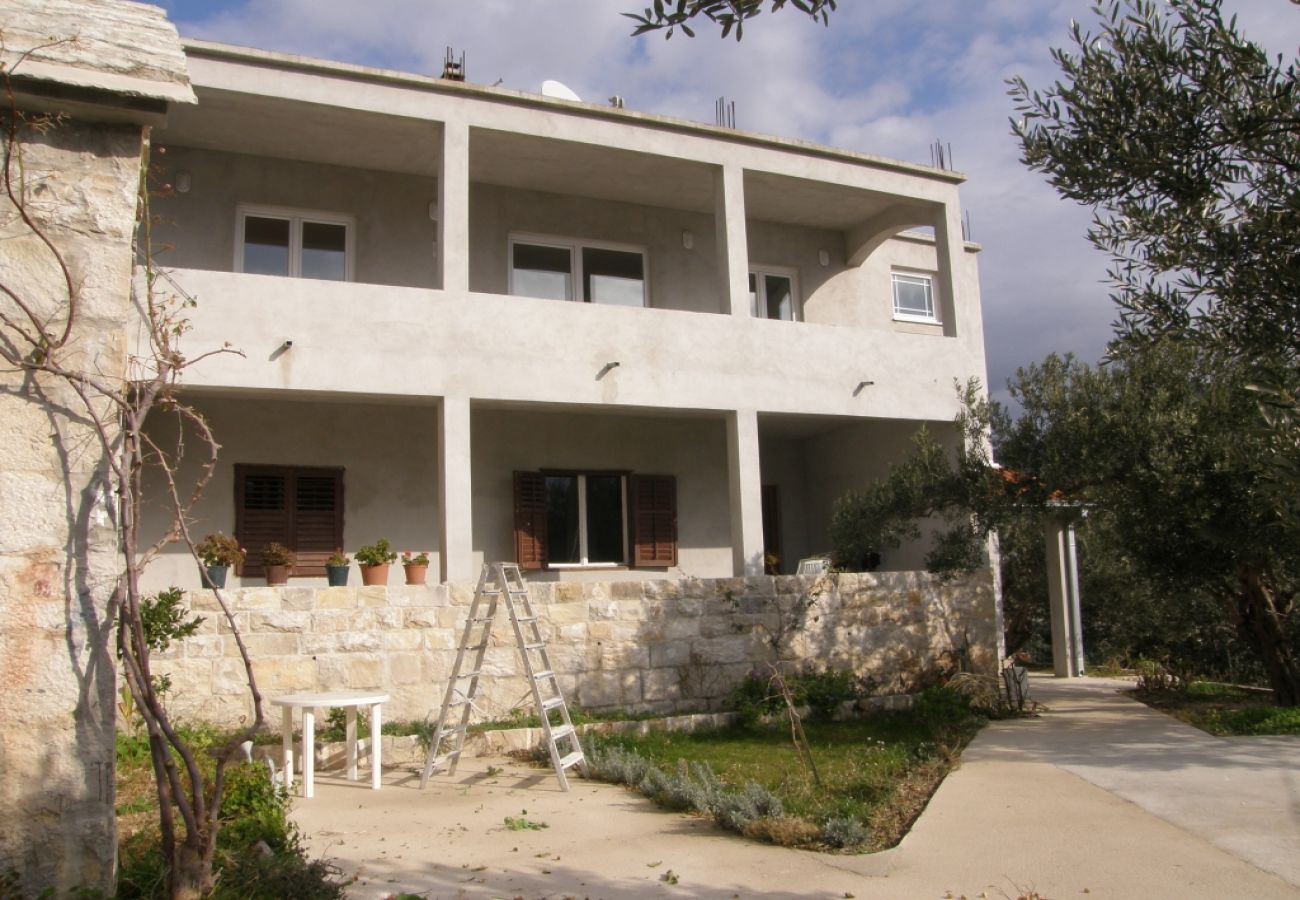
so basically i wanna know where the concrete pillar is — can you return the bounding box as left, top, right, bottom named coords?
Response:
left=1045, top=517, right=1085, bottom=677
left=438, top=395, right=474, bottom=584
left=726, top=409, right=765, bottom=576
left=438, top=119, right=470, bottom=294
left=713, top=164, right=751, bottom=318
left=932, top=200, right=962, bottom=338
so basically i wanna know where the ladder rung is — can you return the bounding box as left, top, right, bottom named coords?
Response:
left=471, top=616, right=494, bottom=623
left=524, top=642, right=544, bottom=651
left=465, top=643, right=487, bottom=651
left=549, top=724, right=575, bottom=741
left=515, top=615, right=537, bottom=624
left=559, top=751, right=585, bottom=770
left=541, top=696, right=565, bottom=711
left=532, top=670, right=555, bottom=681
left=458, top=670, right=482, bottom=679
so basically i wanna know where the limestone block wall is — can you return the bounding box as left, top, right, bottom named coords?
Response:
left=153, top=571, right=999, bottom=729
left=0, top=115, right=145, bottom=894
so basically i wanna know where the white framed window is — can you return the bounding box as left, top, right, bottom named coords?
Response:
left=235, top=204, right=354, bottom=282
left=544, top=472, right=628, bottom=568
left=891, top=271, right=938, bottom=323
left=509, top=233, right=647, bottom=308
left=749, top=267, right=799, bottom=321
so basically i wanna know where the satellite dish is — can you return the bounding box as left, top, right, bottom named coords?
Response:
left=541, top=80, right=582, bottom=102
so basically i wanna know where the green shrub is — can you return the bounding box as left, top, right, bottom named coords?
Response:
left=1202, top=705, right=1300, bottom=736
left=799, top=668, right=861, bottom=721
left=822, top=815, right=868, bottom=849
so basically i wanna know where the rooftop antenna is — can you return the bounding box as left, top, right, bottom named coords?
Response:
left=442, top=46, right=465, bottom=82
left=608, top=95, right=625, bottom=109
left=930, top=139, right=954, bottom=171
left=715, top=96, right=736, bottom=129
left=962, top=210, right=973, bottom=242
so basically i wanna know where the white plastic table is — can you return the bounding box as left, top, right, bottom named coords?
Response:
left=270, top=691, right=389, bottom=798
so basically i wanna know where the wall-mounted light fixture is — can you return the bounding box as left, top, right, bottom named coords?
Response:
left=682, top=230, right=695, bottom=250
left=853, top=379, right=875, bottom=396
left=818, top=249, right=830, bottom=267
left=598, top=361, right=621, bottom=379
left=174, top=171, right=192, bottom=194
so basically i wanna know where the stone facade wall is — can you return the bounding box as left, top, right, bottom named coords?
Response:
left=0, top=118, right=145, bottom=894
left=153, top=570, right=1000, bottom=728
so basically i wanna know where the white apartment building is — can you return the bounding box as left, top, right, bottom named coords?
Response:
left=142, top=39, right=991, bottom=589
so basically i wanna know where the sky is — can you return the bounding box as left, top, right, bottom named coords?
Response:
left=158, top=0, right=1300, bottom=406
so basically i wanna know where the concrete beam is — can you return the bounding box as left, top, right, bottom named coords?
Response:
left=437, top=120, right=469, bottom=293
left=845, top=202, right=931, bottom=266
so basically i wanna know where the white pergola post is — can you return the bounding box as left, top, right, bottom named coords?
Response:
left=1045, top=516, right=1085, bottom=677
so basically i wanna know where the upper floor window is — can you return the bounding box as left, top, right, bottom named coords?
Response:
left=892, top=271, right=938, bottom=323
left=510, top=235, right=646, bottom=308
left=236, top=205, right=353, bottom=281
left=749, top=269, right=799, bottom=321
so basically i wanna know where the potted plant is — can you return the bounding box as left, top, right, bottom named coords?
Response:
left=261, top=542, right=294, bottom=585
left=325, top=549, right=350, bottom=587
left=196, top=532, right=244, bottom=589
left=402, top=550, right=430, bottom=585
left=355, top=538, right=397, bottom=586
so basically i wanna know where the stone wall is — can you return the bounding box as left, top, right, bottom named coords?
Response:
left=153, top=570, right=1000, bottom=728
left=0, top=119, right=144, bottom=893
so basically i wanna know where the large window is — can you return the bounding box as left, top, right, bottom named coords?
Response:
left=514, top=471, right=676, bottom=570
left=891, top=271, right=938, bottom=323
left=749, top=269, right=798, bottom=321
left=510, top=235, right=647, bottom=307
left=235, top=465, right=344, bottom=577
left=236, top=205, right=353, bottom=281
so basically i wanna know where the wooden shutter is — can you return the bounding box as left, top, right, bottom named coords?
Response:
left=235, top=465, right=343, bottom=578
left=293, top=470, right=343, bottom=576
left=514, top=471, right=548, bottom=571
left=631, top=474, right=677, bottom=568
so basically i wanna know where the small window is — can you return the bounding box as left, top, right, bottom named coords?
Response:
left=515, top=471, right=676, bottom=570
left=235, top=465, right=344, bottom=577
left=749, top=269, right=798, bottom=321
left=510, top=235, right=647, bottom=307
left=892, top=272, right=938, bottom=323
left=237, top=206, right=353, bottom=282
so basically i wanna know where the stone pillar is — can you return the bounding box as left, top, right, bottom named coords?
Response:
left=438, top=119, right=471, bottom=294
left=1045, top=517, right=1085, bottom=677
left=713, top=164, right=751, bottom=318
left=726, top=409, right=765, bottom=576
left=438, top=395, right=474, bottom=584
left=0, top=119, right=146, bottom=896
left=932, top=199, right=962, bottom=338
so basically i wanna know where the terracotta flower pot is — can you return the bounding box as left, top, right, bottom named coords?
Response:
left=265, top=564, right=290, bottom=585
left=359, top=563, right=390, bottom=586
left=403, top=564, right=428, bottom=586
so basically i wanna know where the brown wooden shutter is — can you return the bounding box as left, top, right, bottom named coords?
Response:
left=235, top=465, right=344, bottom=578
left=514, top=470, right=548, bottom=571
left=631, top=474, right=677, bottom=568
left=293, top=470, right=343, bottom=576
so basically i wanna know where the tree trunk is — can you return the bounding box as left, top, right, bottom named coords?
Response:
left=1235, top=568, right=1300, bottom=706
left=168, top=839, right=215, bottom=900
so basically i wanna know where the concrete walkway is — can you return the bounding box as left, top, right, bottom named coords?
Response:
left=291, top=676, right=1300, bottom=899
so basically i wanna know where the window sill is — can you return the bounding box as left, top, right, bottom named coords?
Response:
left=547, top=562, right=626, bottom=570
left=892, top=313, right=941, bottom=325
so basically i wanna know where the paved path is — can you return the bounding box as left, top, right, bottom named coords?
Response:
left=291, top=676, right=1300, bottom=899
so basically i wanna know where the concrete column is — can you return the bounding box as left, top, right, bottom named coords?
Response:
left=713, top=164, right=751, bottom=317
left=726, top=409, right=765, bottom=576
left=438, top=395, right=474, bottom=584
left=932, top=200, right=962, bottom=338
left=1045, top=517, right=1085, bottom=677
left=438, top=119, right=470, bottom=294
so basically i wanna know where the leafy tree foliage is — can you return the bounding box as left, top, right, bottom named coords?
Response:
left=1008, top=0, right=1300, bottom=363
left=626, top=0, right=836, bottom=40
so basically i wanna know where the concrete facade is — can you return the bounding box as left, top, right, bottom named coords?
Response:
left=0, top=1, right=194, bottom=893
left=152, top=570, right=1001, bottom=729
left=138, top=37, right=992, bottom=590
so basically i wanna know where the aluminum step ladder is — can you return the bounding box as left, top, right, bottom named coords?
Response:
left=419, top=562, right=588, bottom=791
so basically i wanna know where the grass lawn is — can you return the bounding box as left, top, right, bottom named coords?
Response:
left=1135, top=681, right=1300, bottom=736
left=584, top=688, right=986, bottom=852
